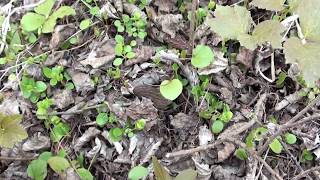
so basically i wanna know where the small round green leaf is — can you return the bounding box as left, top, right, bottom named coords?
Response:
left=109, top=128, right=123, bottom=142
left=114, top=20, right=122, bottom=27
left=235, top=148, right=248, bottom=160
left=113, top=58, right=123, bottom=66
left=77, top=168, right=93, bottom=180
left=96, top=113, right=108, bottom=127
left=269, top=138, right=283, bottom=154
left=35, top=81, right=47, bottom=92
left=285, top=133, right=297, bottom=144
left=80, top=19, right=92, bottom=30
left=126, top=52, right=136, bottom=59
left=47, top=156, right=70, bottom=174
left=160, top=79, right=183, bottom=100
left=211, top=120, right=224, bottom=134
left=191, top=45, right=214, bottom=68
left=21, top=13, right=46, bottom=32
left=128, top=166, right=148, bottom=180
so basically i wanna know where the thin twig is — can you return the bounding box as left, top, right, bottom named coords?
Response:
left=0, top=156, right=36, bottom=161
left=292, top=166, right=320, bottom=180
left=165, top=137, right=283, bottom=180
left=258, top=95, right=320, bottom=155
left=49, top=103, right=107, bottom=116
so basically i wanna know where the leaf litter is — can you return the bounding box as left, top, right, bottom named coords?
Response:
left=0, top=0, right=320, bottom=180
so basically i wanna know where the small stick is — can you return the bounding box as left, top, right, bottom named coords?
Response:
left=0, top=156, right=36, bottom=161
left=49, top=103, right=107, bottom=116
left=258, top=95, right=320, bottom=155
left=292, top=166, right=320, bottom=180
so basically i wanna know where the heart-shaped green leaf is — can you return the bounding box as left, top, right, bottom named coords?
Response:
left=160, top=79, right=183, bottom=100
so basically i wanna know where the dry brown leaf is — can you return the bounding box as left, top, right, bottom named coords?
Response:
left=217, top=142, right=235, bottom=162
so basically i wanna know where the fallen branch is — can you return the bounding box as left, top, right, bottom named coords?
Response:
left=165, top=137, right=283, bottom=180
left=258, top=95, right=320, bottom=155
left=292, top=166, right=320, bottom=180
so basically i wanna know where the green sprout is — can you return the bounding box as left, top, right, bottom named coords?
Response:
left=114, top=34, right=136, bottom=66
left=114, top=12, right=147, bottom=39
left=21, top=76, right=47, bottom=103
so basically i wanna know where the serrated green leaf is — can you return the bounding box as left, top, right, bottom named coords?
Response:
left=284, top=37, right=320, bottom=86
left=42, top=6, right=76, bottom=33
left=160, top=79, right=183, bottom=100
left=27, top=159, right=47, bottom=180
left=128, top=166, right=148, bottom=180
left=296, top=0, right=320, bottom=41
left=175, top=169, right=197, bottom=180
left=0, top=113, right=28, bottom=148
left=250, top=0, right=285, bottom=11
left=47, top=156, right=70, bottom=174
left=152, top=156, right=172, bottom=180
left=34, top=0, right=56, bottom=18
left=269, top=138, right=283, bottom=154
left=191, top=45, right=214, bottom=68
left=21, top=13, right=46, bottom=32
left=206, top=5, right=252, bottom=40
left=252, top=20, right=285, bottom=48
left=239, top=20, right=285, bottom=49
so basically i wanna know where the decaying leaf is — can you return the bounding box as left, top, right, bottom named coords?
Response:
left=198, top=48, right=228, bottom=75
left=80, top=39, right=116, bottom=68
left=153, top=0, right=178, bottom=12
left=206, top=5, right=252, bottom=40
left=284, top=37, right=320, bottom=86
left=250, top=0, right=286, bottom=11
left=152, top=156, right=172, bottom=180
left=175, top=169, right=197, bottom=180
left=74, top=127, right=101, bottom=151
left=133, top=85, right=172, bottom=110
left=217, top=142, right=235, bottom=162
left=155, top=14, right=183, bottom=38
left=0, top=113, right=28, bottom=148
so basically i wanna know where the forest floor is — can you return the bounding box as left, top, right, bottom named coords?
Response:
left=0, top=0, right=320, bottom=180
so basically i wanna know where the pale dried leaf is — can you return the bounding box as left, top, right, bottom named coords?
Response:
left=284, top=37, right=320, bottom=86
left=250, top=0, right=285, bottom=11
left=198, top=126, right=213, bottom=146
left=206, top=5, right=252, bottom=40
left=155, top=14, right=183, bottom=38
left=296, top=0, right=320, bottom=41
left=80, top=39, right=116, bottom=68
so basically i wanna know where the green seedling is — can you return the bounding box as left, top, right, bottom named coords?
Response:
left=21, top=76, right=47, bottom=103
left=21, top=0, right=75, bottom=33
left=36, top=98, right=54, bottom=120
left=43, top=66, right=64, bottom=86
left=114, top=12, right=147, bottom=39
left=114, top=35, right=136, bottom=66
